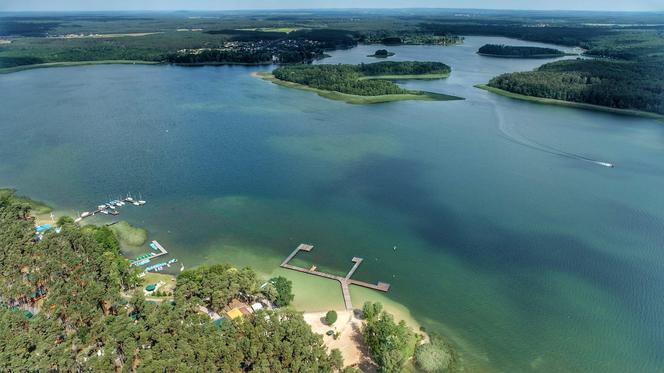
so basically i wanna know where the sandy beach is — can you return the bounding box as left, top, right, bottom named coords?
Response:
left=303, top=310, right=375, bottom=371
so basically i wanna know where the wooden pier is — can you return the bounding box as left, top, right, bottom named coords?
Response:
left=151, top=240, right=168, bottom=258
left=280, top=244, right=390, bottom=310
left=74, top=195, right=146, bottom=223
left=129, top=240, right=169, bottom=267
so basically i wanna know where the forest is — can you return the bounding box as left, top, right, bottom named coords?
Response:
left=0, top=191, right=348, bottom=372
left=488, top=59, right=664, bottom=115
left=478, top=44, right=566, bottom=58
left=361, top=32, right=462, bottom=46
left=272, top=61, right=450, bottom=96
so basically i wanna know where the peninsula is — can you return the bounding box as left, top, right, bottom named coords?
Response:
left=480, top=59, right=664, bottom=119
left=256, top=61, right=462, bottom=104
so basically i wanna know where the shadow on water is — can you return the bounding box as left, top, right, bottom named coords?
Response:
left=319, top=154, right=663, bottom=353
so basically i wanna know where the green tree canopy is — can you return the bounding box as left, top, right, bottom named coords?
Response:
left=361, top=302, right=418, bottom=373
left=269, top=276, right=294, bottom=307
left=325, top=310, right=338, bottom=325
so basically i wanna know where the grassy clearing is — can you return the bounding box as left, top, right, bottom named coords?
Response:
left=256, top=72, right=462, bottom=104
left=109, top=221, right=148, bottom=247
left=0, top=60, right=159, bottom=74
left=0, top=188, right=52, bottom=215
left=142, top=272, right=177, bottom=292
left=476, top=84, right=664, bottom=121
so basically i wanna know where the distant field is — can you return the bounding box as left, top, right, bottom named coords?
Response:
left=49, top=32, right=162, bottom=38
left=236, top=27, right=305, bottom=33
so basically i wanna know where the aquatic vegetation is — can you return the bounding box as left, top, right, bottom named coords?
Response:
left=109, top=220, right=148, bottom=247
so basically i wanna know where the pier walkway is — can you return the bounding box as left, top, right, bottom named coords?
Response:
left=280, top=244, right=390, bottom=310
left=129, top=240, right=169, bottom=267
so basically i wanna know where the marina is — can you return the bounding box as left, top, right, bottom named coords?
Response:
left=280, top=244, right=390, bottom=310
left=68, top=194, right=179, bottom=275
left=74, top=194, right=146, bottom=223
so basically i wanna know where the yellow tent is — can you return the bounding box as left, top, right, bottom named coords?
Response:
left=227, top=308, right=243, bottom=320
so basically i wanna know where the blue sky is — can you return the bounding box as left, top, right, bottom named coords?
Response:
left=1, top=0, right=662, bottom=12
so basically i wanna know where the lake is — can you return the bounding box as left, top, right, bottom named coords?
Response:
left=1, top=36, right=663, bottom=372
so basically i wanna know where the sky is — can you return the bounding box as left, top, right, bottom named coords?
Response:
left=1, top=0, right=662, bottom=12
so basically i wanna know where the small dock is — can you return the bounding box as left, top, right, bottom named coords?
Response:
left=129, top=240, right=169, bottom=267
left=280, top=244, right=390, bottom=310
left=150, top=240, right=168, bottom=257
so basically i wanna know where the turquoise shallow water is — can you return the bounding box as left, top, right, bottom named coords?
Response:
left=2, top=36, right=664, bottom=371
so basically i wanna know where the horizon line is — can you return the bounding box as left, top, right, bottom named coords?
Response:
left=1, top=7, right=662, bottom=14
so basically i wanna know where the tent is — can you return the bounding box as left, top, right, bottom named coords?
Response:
left=251, top=303, right=263, bottom=311
left=227, top=308, right=243, bottom=320
left=35, top=224, right=52, bottom=233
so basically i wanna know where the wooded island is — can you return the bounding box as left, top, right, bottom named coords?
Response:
left=368, top=49, right=395, bottom=58
left=260, top=61, right=460, bottom=104
left=478, top=44, right=567, bottom=58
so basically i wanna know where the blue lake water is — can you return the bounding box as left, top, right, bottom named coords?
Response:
left=2, top=36, right=663, bottom=371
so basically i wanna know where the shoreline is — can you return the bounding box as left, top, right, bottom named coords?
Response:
left=6, top=185, right=427, bottom=330
left=360, top=72, right=450, bottom=80
left=0, top=60, right=276, bottom=75
left=0, top=60, right=160, bottom=74
left=2, top=187, right=454, bottom=369
left=476, top=84, right=664, bottom=121
left=477, top=52, right=573, bottom=59
left=253, top=71, right=462, bottom=104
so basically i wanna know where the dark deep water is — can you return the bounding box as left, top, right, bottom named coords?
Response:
left=2, top=36, right=664, bottom=372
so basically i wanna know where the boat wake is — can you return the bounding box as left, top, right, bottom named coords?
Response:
left=493, top=104, right=614, bottom=168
